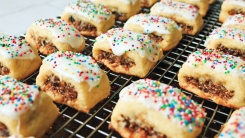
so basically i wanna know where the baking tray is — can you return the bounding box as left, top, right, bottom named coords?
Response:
left=20, top=1, right=233, bottom=138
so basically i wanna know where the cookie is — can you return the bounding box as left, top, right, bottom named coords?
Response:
left=0, top=76, right=59, bottom=137
left=124, top=14, right=182, bottom=51
left=36, top=51, right=110, bottom=113
left=178, top=49, right=245, bottom=108
left=222, top=14, right=245, bottom=29
left=168, top=0, right=209, bottom=17
left=219, top=0, right=245, bottom=22
left=217, top=107, right=245, bottom=138
left=109, top=79, right=206, bottom=138
left=61, top=2, right=115, bottom=36
left=80, top=0, right=141, bottom=21
left=140, top=0, right=158, bottom=7
left=204, top=27, right=245, bottom=60
left=25, top=18, right=85, bottom=55
left=150, top=1, right=203, bottom=35
left=0, top=34, right=41, bottom=80
left=92, top=28, right=163, bottom=78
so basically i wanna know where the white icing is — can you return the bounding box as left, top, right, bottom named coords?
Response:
left=44, top=51, right=103, bottom=91
left=185, top=49, right=245, bottom=78
left=34, top=18, right=84, bottom=49
left=65, top=2, right=111, bottom=23
left=119, top=0, right=137, bottom=5
left=150, top=1, right=199, bottom=20
left=119, top=79, right=206, bottom=131
left=0, top=35, right=36, bottom=59
left=124, top=14, right=182, bottom=35
left=96, top=28, right=161, bottom=62
left=0, top=76, right=39, bottom=119
left=204, top=27, right=245, bottom=46
left=222, top=14, right=245, bottom=28
left=224, top=0, right=245, bottom=7
left=218, top=107, right=245, bottom=138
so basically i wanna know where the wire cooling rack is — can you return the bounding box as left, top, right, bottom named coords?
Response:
left=20, top=1, right=233, bottom=138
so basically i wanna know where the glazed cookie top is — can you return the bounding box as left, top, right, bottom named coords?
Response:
left=222, top=14, right=245, bottom=27
left=0, top=35, right=36, bottom=59
left=0, top=76, right=39, bottom=119
left=65, top=2, right=112, bottom=22
left=124, top=14, right=182, bottom=35
left=224, top=0, right=245, bottom=6
left=96, top=28, right=161, bottom=62
left=204, top=27, right=245, bottom=46
left=150, top=1, right=199, bottom=20
left=185, top=49, right=245, bottom=78
left=34, top=18, right=84, bottom=49
left=120, top=79, right=206, bottom=132
left=218, top=107, right=245, bottom=138
left=119, top=0, right=138, bottom=4
left=44, top=51, right=103, bottom=90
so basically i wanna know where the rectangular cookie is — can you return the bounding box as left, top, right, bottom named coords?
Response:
left=36, top=51, right=110, bottom=113
left=80, top=0, right=141, bottom=21
left=219, top=0, right=245, bottom=22
left=222, top=14, right=245, bottom=29
left=92, top=28, right=163, bottom=78
left=61, top=2, right=115, bottom=36
left=150, top=1, right=203, bottom=35
left=124, top=14, right=182, bottom=51
left=178, top=49, right=245, bottom=108
left=26, top=18, right=85, bottom=55
left=167, top=0, right=209, bottom=17
left=140, top=0, right=158, bottom=7
left=216, top=107, right=245, bottom=138
left=109, top=79, right=206, bottom=138
left=0, top=76, right=59, bottom=137
left=0, top=34, right=41, bottom=80
left=204, top=27, right=245, bottom=60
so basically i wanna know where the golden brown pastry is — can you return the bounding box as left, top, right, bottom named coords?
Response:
left=150, top=1, right=203, bottom=35
left=26, top=18, right=85, bottom=55
left=61, top=2, right=115, bottom=36
left=110, top=79, right=206, bottom=138
left=0, top=76, right=59, bottom=137
left=0, top=34, right=41, bottom=80
left=140, top=0, right=158, bottom=7
left=178, top=49, right=245, bottom=108
left=36, top=51, right=110, bottom=113
left=92, top=28, right=163, bottom=78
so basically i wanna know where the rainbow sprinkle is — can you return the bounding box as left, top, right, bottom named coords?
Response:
left=44, top=51, right=103, bottom=90
left=0, top=34, right=35, bottom=59
left=0, top=76, right=39, bottom=118
left=218, top=107, right=245, bottom=138
left=119, top=79, right=206, bottom=132
left=186, top=49, right=245, bottom=77
left=96, top=28, right=161, bottom=62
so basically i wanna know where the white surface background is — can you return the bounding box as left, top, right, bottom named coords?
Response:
left=0, top=0, right=76, bottom=35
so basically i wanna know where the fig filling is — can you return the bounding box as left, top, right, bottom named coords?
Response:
left=148, top=34, right=164, bottom=43
left=111, top=11, right=127, bottom=20
left=228, top=9, right=245, bottom=15
left=176, top=22, right=193, bottom=33
left=43, top=74, right=78, bottom=102
left=185, top=76, right=234, bottom=100
left=217, top=45, right=245, bottom=60
left=118, top=114, right=167, bottom=138
left=70, top=16, right=97, bottom=32
left=0, top=63, right=10, bottom=75
left=0, top=123, right=9, bottom=137
left=98, top=51, right=135, bottom=69
left=31, top=33, right=58, bottom=55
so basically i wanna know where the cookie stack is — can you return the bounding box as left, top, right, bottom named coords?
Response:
left=177, top=1, right=245, bottom=137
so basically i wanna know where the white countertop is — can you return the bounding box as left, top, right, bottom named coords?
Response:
left=0, top=0, right=76, bottom=35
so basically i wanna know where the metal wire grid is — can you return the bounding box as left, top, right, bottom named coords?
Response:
left=19, top=1, right=234, bottom=138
